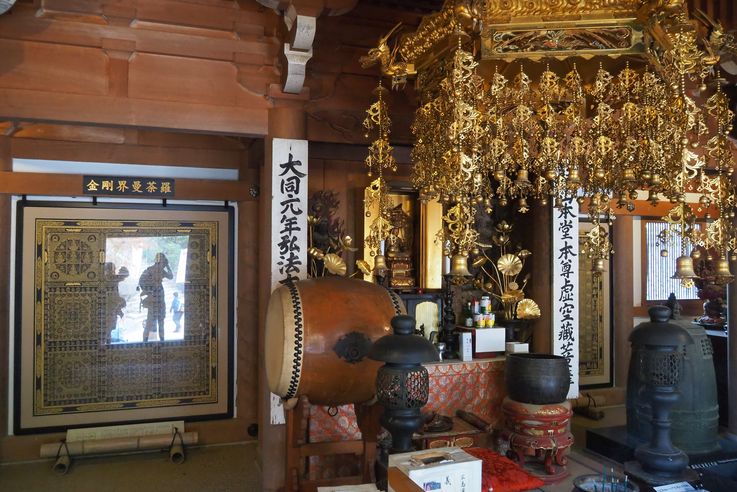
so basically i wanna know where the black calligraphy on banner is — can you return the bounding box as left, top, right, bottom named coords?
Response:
left=557, top=198, right=577, bottom=387
left=276, top=151, right=305, bottom=285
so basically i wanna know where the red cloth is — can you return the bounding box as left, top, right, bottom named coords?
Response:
left=464, top=447, right=545, bottom=492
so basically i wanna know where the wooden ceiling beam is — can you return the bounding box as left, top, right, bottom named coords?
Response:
left=0, top=87, right=268, bottom=136
left=10, top=138, right=245, bottom=169
left=0, top=171, right=255, bottom=201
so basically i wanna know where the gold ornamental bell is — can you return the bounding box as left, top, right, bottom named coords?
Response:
left=449, top=254, right=472, bottom=278
left=671, top=255, right=698, bottom=280
left=373, top=254, right=389, bottom=275
left=713, top=256, right=734, bottom=285
left=592, top=258, right=606, bottom=273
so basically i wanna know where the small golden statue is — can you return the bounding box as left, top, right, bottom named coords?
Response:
left=385, top=203, right=415, bottom=289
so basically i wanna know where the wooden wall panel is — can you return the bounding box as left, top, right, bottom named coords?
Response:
left=687, top=0, right=736, bottom=29
left=137, top=0, right=240, bottom=31
left=0, top=137, right=10, bottom=439
left=129, top=53, right=240, bottom=106
left=8, top=124, right=248, bottom=169
left=12, top=124, right=126, bottom=143
left=0, top=129, right=260, bottom=461
left=0, top=3, right=278, bottom=136
left=0, top=39, right=108, bottom=95
left=0, top=87, right=268, bottom=135
left=613, top=216, right=635, bottom=388
left=12, top=139, right=243, bottom=169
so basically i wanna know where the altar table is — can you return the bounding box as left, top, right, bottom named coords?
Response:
left=306, top=358, right=506, bottom=480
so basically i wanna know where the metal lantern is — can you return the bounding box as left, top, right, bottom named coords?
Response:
left=369, top=315, right=438, bottom=454
left=625, top=306, right=698, bottom=485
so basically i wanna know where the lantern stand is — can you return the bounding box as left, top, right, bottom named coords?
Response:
left=624, top=306, right=698, bottom=486
left=369, top=315, right=439, bottom=488
left=441, top=274, right=459, bottom=359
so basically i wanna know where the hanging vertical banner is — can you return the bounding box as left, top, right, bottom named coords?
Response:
left=552, top=198, right=579, bottom=399
left=271, top=138, right=309, bottom=291
left=269, top=138, right=308, bottom=424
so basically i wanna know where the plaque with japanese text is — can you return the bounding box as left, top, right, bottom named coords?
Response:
left=552, top=198, right=579, bottom=399
left=83, top=176, right=175, bottom=197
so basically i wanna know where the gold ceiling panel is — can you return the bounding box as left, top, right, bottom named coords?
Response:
left=484, top=0, right=641, bottom=20
left=480, top=22, right=645, bottom=60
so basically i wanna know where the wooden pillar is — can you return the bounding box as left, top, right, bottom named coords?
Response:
left=259, top=88, right=308, bottom=492
left=528, top=204, right=552, bottom=354
left=613, top=215, right=634, bottom=387
left=0, top=136, right=10, bottom=436
left=728, top=262, right=737, bottom=436
left=727, top=165, right=737, bottom=437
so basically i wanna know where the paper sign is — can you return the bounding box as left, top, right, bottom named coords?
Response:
left=552, top=198, right=579, bottom=399
left=268, top=138, right=309, bottom=425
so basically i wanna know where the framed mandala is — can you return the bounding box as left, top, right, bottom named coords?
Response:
left=14, top=202, right=234, bottom=432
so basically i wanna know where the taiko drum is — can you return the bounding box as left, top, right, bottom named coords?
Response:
left=265, top=277, right=405, bottom=407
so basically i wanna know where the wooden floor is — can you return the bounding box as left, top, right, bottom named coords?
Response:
left=0, top=407, right=629, bottom=492
left=0, top=442, right=261, bottom=492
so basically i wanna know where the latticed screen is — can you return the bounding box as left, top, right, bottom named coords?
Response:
left=642, top=351, right=682, bottom=387
left=376, top=366, right=429, bottom=409
left=644, top=221, right=699, bottom=301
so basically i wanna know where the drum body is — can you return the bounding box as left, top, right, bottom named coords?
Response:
left=265, top=277, right=405, bottom=406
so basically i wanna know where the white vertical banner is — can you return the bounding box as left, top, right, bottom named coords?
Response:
left=269, top=138, right=308, bottom=424
left=271, top=138, right=308, bottom=289
left=552, top=198, right=579, bottom=399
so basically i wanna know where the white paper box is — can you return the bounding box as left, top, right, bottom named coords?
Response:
left=505, top=342, right=529, bottom=354
left=459, top=332, right=473, bottom=362
left=473, top=327, right=506, bottom=354
left=388, top=446, right=482, bottom=492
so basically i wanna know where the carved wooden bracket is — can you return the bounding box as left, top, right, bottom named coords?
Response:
left=254, top=0, right=357, bottom=94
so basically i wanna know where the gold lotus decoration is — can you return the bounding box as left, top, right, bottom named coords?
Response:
left=307, top=191, right=364, bottom=278
left=516, top=299, right=542, bottom=320
left=473, top=221, right=535, bottom=320
left=356, top=259, right=372, bottom=276
left=323, top=253, right=347, bottom=276
left=497, top=254, right=523, bottom=276
left=360, top=0, right=737, bottom=283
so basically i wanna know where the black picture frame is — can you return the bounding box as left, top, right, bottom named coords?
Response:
left=13, top=201, right=235, bottom=434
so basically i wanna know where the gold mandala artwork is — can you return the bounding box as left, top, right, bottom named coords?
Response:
left=17, top=205, right=232, bottom=431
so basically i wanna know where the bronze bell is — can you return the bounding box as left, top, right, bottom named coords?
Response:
left=713, top=256, right=734, bottom=285
left=592, top=258, right=606, bottom=273
left=671, top=255, right=698, bottom=280
left=449, top=254, right=472, bottom=278
left=373, top=254, right=389, bottom=275
left=515, top=169, right=531, bottom=187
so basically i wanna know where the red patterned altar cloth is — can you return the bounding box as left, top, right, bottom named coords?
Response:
left=425, top=358, right=506, bottom=425
left=306, top=358, right=506, bottom=479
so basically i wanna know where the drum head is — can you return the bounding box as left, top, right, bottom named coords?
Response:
left=265, top=284, right=300, bottom=399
